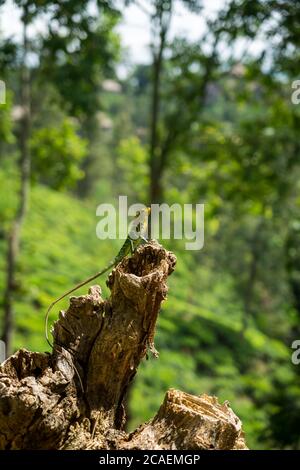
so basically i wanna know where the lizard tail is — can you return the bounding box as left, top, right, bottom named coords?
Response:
left=45, top=263, right=114, bottom=349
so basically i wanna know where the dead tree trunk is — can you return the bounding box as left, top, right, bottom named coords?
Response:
left=0, top=242, right=247, bottom=450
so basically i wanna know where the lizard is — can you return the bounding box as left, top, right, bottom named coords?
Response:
left=44, top=207, right=151, bottom=351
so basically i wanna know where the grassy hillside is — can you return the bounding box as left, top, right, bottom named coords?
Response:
left=0, top=171, right=294, bottom=448
left=0, top=173, right=118, bottom=351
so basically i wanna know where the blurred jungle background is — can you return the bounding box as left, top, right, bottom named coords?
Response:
left=0, top=0, right=300, bottom=449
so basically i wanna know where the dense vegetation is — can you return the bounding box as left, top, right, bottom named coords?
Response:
left=1, top=0, right=300, bottom=449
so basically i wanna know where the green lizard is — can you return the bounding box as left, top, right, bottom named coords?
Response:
left=45, top=207, right=151, bottom=349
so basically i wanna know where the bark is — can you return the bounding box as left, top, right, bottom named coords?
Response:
left=0, top=242, right=247, bottom=450
left=76, top=116, right=98, bottom=198
left=149, top=25, right=220, bottom=205
left=242, top=218, right=265, bottom=330
left=2, top=8, right=31, bottom=355
left=149, top=26, right=166, bottom=205
left=149, top=1, right=173, bottom=205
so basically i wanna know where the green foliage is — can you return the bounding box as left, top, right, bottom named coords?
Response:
left=0, top=90, right=14, bottom=144
left=38, top=2, right=121, bottom=118
left=30, top=118, right=87, bottom=189
left=116, top=136, right=149, bottom=201
left=0, top=169, right=119, bottom=351
left=0, top=159, right=18, bottom=231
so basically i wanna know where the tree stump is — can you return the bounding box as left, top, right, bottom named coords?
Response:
left=0, top=241, right=247, bottom=450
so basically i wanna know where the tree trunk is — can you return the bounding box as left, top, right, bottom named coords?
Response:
left=0, top=242, right=247, bottom=449
left=149, top=28, right=220, bottom=205
left=149, top=27, right=166, bottom=205
left=242, top=219, right=265, bottom=330
left=2, top=9, right=31, bottom=356
left=76, top=116, right=98, bottom=198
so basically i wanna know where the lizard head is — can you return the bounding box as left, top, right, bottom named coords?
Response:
left=135, top=207, right=151, bottom=218
left=134, top=207, right=151, bottom=237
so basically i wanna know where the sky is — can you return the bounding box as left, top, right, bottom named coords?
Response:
left=117, top=0, right=225, bottom=64
left=0, top=0, right=226, bottom=66
left=0, top=0, right=266, bottom=81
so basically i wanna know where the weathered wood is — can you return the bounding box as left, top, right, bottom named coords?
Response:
left=0, top=241, right=247, bottom=450
left=120, top=390, right=247, bottom=450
